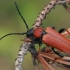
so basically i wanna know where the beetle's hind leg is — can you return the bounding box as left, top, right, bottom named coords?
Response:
left=51, top=48, right=64, bottom=58
left=58, top=28, right=66, bottom=33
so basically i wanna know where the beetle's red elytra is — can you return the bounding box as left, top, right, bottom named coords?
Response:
left=42, top=27, right=70, bottom=54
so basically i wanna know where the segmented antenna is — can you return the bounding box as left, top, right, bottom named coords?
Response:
left=0, top=32, right=26, bottom=40
left=15, top=2, right=29, bottom=30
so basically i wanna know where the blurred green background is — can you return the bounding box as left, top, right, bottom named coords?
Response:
left=0, top=0, right=70, bottom=70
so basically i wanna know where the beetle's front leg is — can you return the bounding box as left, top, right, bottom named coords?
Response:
left=28, top=44, right=40, bottom=70
left=28, top=44, right=38, bottom=64
left=28, top=44, right=38, bottom=57
left=31, top=56, right=40, bottom=70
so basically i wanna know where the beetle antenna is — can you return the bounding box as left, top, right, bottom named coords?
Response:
left=15, top=2, right=29, bottom=30
left=0, top=32, right=27, bottom=40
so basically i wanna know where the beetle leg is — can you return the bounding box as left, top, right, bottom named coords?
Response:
left=51, top=48, right=64, bottom=58
left=58, top=28, right=65, bottom=33
left=61, top=28, right=70, bottom=36
left=31, top=55, right=40, bottom=70
left=28, top=44, right=38, bottom=57
left=32, top=56, right=37, bottom=66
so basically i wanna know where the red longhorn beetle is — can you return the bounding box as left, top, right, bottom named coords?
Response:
left=0, top=1, right=70, bottom=70
left=34, top=27, right=70, bottom=54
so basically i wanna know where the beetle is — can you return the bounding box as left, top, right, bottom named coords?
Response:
left=33, top=27, right=70, bottom=54
left=1, top=1, right=70, bottom=70
left=0, top=2, right=70, bottom=58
